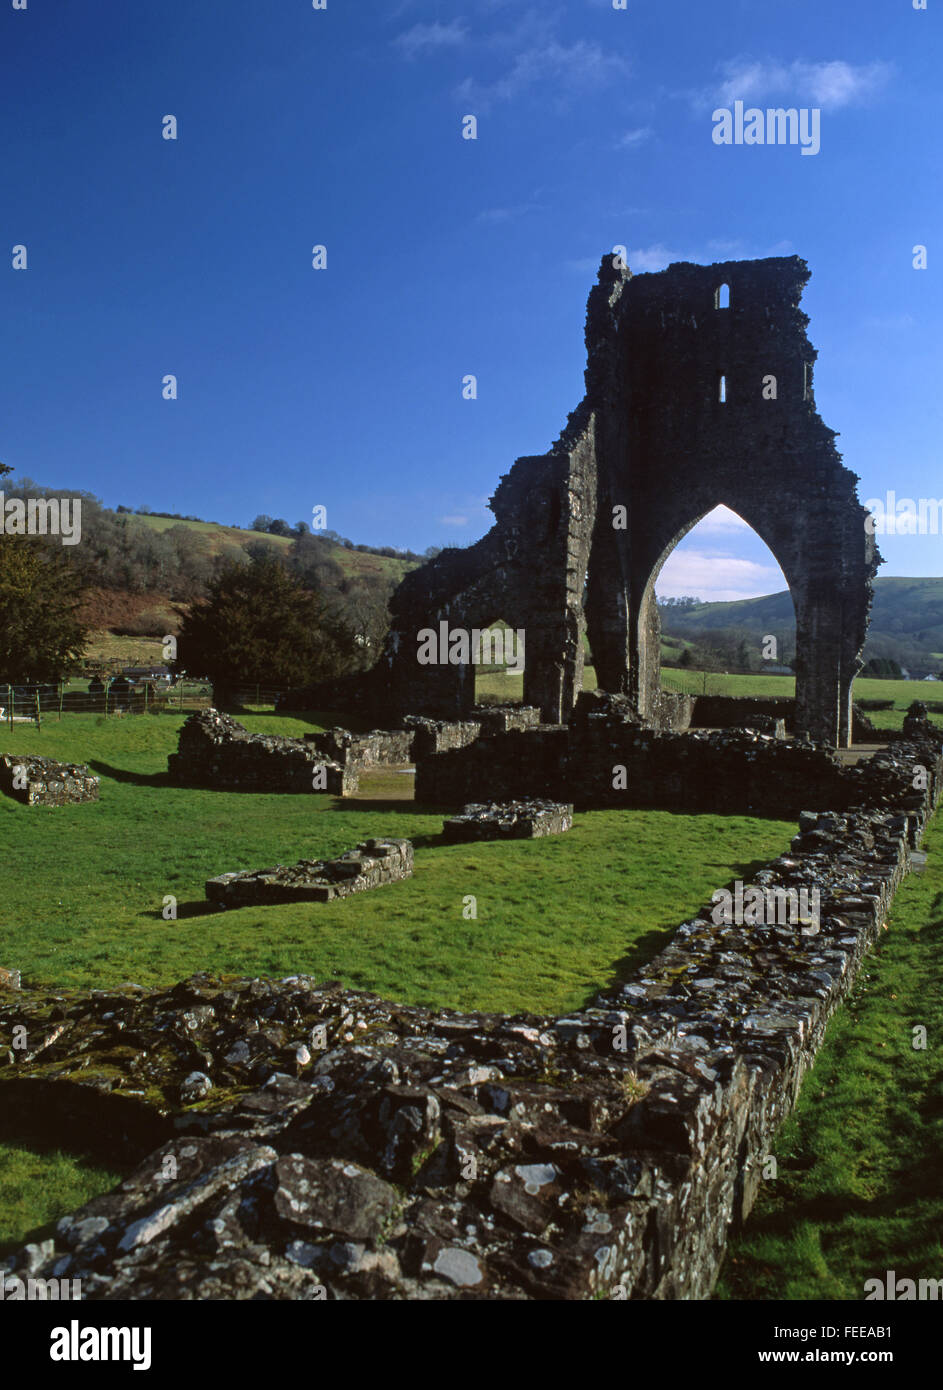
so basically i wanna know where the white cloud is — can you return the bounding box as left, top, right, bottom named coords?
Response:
left=456, top=38, right=629, bottom=108
left=692, top=505, right=752, bottom=534
left=713, top=58, right=893, bottom=112
left=394, top=20, right=469, bottom=60
left=623, top=244, right=680, bottom=272
left=476, top=202, right=540, bottom=224
left=438, top=514, right=470, bottom=526
left=617, top=127, right=652, bottom=149
left=657, top=549, right=784, bottom=603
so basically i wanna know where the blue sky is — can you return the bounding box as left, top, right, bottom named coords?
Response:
left=2, top=0, right=940, bottom=600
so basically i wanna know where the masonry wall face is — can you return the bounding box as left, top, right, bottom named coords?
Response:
left=415, top=721, right=932, bottom=819
left=0, top=754, right=100, bottom=806
left=167, top=710, right=354, bottom=796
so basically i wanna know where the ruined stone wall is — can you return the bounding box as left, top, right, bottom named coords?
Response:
left=2, top=737, right=939, bottom=1300
left=303, top=728, right=414, bottom=771
left=376, top=254, right=878, bottom=746
left=650, top=690, right=696, bottom=732
left=167, top=710, right=354, bottom=796
left=415, top=727, right=570, bottom=803
left=0, top=754, right=100, bottom=806
left=415, top=720, right=936, bottom=818
left=206, top=839, right=414, bottom=907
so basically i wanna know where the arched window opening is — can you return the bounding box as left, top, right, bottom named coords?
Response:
left=715, top=283, right=730, bottom=309
left=719, top=374, right=727, bottom=403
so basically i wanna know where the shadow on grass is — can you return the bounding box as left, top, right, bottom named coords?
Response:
left=0, top=1114, right=137, bottom=1259
left=591, top=926, right=683, bottom=1005
left=87, top=761, right=172, bottom=788
left=330, top=797, right=454, bottom=817
left=218, top=705, right=376, bottom=734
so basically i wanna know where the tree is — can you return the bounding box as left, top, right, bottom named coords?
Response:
left=173, top=555, right=357, bottom=691
left=0, top=536, right=89, bottom=682
left=679, top=648, right=693, bottom=668
left=250, top=514, right=274, bottom=533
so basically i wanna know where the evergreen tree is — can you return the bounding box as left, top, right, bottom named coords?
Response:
left=173, top=555, right=356, bottom=690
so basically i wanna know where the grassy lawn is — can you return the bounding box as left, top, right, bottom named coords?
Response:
left=0, top=712, right=793, bottom=1017
left=0, top=709, right=795, bottom=1255
left=716, top=813, right=943, bottom=1300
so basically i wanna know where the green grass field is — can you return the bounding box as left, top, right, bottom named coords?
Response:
left=0, top=708, right=794, bottom=1253
left=1, top=694, right=939, bottom=1286
left=0, top=712, right=792, bottom=1015
left=717, top=815, right=943, bottom=1300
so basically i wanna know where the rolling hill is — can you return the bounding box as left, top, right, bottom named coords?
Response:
left=659, top=577, right=943, bottom=674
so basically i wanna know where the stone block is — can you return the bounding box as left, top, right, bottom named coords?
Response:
left=443, top=800, right=573, bottom=842
left=0, top=754, right=99, bottom=806
left=205, top=839, right=413, bottom=908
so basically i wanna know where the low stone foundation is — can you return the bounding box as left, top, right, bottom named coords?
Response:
left=0, top=754, right=99, bottom=806
left=415, top=715, right=937, bottom=818
left=206, top=839, right=413, bottom=907
left=443, top=800, right=574, bottom=842
left=472, top=705, right=542, bottom=735
left=299, top=713, right=525, bottom=776
left=303, top=728, right=414, bottom=771
left=0, top=736, right=938, bottom=1300
left=167, top=710, right=355, bottom=796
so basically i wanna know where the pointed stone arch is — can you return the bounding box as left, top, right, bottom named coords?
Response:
left=382, top=255, right=879, bottom=746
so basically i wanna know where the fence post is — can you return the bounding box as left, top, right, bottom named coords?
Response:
left=6, top=685, right=11, bottom=732
left=105, top=683, right=109, bottom=716
left=58, top=680, right=64, bottom=721
left=35, top=691, right=41, bottom=732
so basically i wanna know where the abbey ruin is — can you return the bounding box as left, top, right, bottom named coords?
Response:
left=375, top=255, right=879, bottom=747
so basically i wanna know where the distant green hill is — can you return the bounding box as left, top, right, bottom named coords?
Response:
left=660, top=577, right=943, bottom=674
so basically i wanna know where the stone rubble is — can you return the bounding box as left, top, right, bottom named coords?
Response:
left=205, top=839, right=414, bottom=907
left=0, top=753, right=99, bottom=806
left=443, top=801, right=574, bottom=842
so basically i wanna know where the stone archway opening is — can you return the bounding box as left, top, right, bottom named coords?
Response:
left=652, top=504, right=798, bottom=690
left=380, top=255, right=879, bottom=746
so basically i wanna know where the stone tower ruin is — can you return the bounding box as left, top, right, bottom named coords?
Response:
left=381, top=255, right=879, bottom=747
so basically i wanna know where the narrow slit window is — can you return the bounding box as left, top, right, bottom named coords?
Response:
left=719, top=374, right=727, bottom=403
left=715, top=283, right=730, bottom=309
left=803, top=362, right=812, bottom=401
